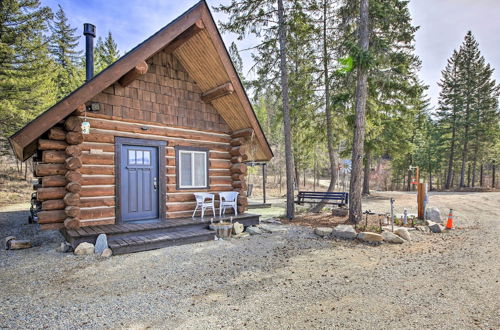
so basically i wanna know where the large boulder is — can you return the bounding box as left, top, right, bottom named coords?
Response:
left=314, top=227, right=333, bottom=237
left=382, top=231, right=405, bottom=244
left=357, top=232, right=384, bottom=243
left=233, top=222, right=244, bottom=235
left=429, top=223, right=445, bottom=233
left=394, top=228, right=411, bottom=241
left=425, top=207, right=442, bottom=223
left=331, top=225, right=357, bottom=239
left=246, top=226, right=263, bottom=235
left=74, top=242, right=95, bottom=255
left=100, top=248, right=112, bottom=257
left=94, top=234, right=108, bottom=254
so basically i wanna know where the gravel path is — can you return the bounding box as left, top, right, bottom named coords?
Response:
left=0, top=192, right=499, bottom=329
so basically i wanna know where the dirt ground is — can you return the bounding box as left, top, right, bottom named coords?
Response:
left=284, top=210, right=395, bottom=232
left=0, top=191, right=499, bottom=329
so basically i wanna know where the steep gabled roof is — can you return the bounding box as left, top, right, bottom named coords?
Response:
left=9, top=1, right=273, bottom=161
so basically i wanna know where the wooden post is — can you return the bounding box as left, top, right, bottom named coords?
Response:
left=417, top=183, right=425, bottom=219
left=262, top=163, right=266, bottom=204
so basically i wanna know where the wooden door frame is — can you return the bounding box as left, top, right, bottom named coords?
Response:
left=115, top=137, right=167, bottom=224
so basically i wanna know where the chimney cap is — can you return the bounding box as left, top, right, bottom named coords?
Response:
left=83, top=23, right=96, bottom=37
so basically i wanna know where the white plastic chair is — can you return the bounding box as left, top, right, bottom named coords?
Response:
left=219, top=191, right=239, bottom=216
left=193, top=193, right=215, bottom=219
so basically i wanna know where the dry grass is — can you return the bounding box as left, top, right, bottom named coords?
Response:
left=282, top=211, right=395, bottom=233
left=0, top=168, right=33, bottom=208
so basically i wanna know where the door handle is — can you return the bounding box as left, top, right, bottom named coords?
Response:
left=153, top=177, right=158, bottom=190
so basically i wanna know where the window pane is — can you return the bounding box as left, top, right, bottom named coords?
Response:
left=193, top=152, right=206, bottom=187
left=143, top=151, right=151, bottom=165
left=180, top=152, right=192, bottom=186
left=136, top=150, right=144, bottom=165
left=128, top=150, right=136, bottom=165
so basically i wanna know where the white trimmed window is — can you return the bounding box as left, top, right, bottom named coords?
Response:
left=177, top=148, right=208, bottom=189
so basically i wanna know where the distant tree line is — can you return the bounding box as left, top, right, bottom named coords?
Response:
left=0, top=0, right=121, bottom=153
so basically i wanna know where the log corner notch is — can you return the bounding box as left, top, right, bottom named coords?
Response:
left=118, top=60, right=149, bottom=87
left=231, top=128, right=254, bottom=140
left=229, top=130, right=252, bottom=213
left=201, top=82, right=234, bottom=103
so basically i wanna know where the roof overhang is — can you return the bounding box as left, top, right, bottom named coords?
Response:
left=9, top=1, right=273, bottom=162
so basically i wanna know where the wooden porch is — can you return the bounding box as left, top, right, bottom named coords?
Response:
left=61, top=213, right=260, bottom=255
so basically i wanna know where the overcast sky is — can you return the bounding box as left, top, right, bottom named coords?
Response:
left=42, top=0, right=500, bottom=108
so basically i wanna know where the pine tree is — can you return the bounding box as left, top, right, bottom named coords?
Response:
left=216, top=0, right=319, bottom=218
left=348, top=0, right=369, bottom=223
left=437, top=49, right=461, bottom=189
left=49, top=4, right=83, bottom=99
left=95, top=32, right=120, bottom=73
left=0, top=0, right=57, bottom=149
left=436, top=31, right=499, bottom=189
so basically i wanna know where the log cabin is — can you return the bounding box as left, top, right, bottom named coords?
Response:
left=8, top=1, right=273, bottom=254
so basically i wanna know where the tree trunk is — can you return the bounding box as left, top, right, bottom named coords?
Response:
left=407, top=168, right=412, bottom=191
left=429, top=171, right=433, bottom=191
left=349, top=0, right=369, bottom=224
left=311, top=0, right=338, bottom=213
left=467, top=163, right=471, bottom=187
left=277, top=0, right=295, bottom=219
left=313, top=156, right=317, bottom=191
left=24, top=159, right=28, bottom=181
left=479, top=164, right=484, bottom=187
left=471, top=141, right=478, bottom=187
left=279, top=167, right=283, bottom=195
left=493, top=161, right=496, bottom=188
left=428, top=153, right=433, bottom=191
left=459, top=103, right=471, bottom=188
left=294, top=160, right=300, bottom=189
left=362, top=149, right=370, bottom=195
left=445, top=117, right=457, bottom=189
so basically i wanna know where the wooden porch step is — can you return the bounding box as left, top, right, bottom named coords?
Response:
left=61, top=213, right=260, bottom=250
left=60, top=213, right=260, bottom=254
left=109, top=228, right=216, bottom=255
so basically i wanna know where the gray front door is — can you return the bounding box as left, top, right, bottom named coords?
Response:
left=120, top=145, right=159, bottom=222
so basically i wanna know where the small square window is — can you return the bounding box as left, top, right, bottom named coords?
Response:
left=136, top=150, right=144, bottom=164
left=143, top=151, right=151, bottom=165
left=176, top=147, right=208, bottom=189
left=128, top=150, right=136, bottom=165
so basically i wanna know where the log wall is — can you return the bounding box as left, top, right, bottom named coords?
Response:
left=72, top=116, right=248, bottom=223
left=34, top=117, right=88, bottom=230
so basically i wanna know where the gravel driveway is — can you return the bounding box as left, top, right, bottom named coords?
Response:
left=0, top=192, right=499, bottom=329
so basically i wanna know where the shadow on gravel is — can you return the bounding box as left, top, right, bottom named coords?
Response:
left=0, top=209, right=62, bottom=247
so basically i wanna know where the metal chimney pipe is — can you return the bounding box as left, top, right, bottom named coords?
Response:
left=83, top=23, right=96, bottom=82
